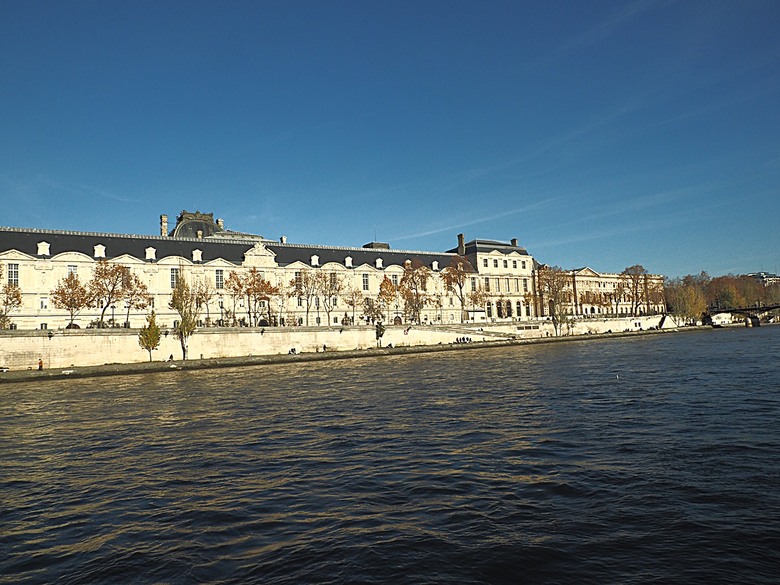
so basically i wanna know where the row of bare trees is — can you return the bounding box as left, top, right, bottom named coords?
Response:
left=5, top=257, right=669, bottom=334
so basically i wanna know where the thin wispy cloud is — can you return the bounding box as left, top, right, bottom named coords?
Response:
left=35, top=177, right=140, bottom=204
left=390, top=197, right=560, bottom=242
left=524, top=0, right=666, bottom=70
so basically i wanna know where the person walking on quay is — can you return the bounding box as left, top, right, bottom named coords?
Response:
left=38, top=358, right=43, bottom=370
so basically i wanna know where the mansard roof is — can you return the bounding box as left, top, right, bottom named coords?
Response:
left=266, top=241, right=460, bottom=270
left=0, top=227, right=467, bottom=271
left=447, top=238, right=530, bottom=256
left=0, top=227, right=254, bottom=264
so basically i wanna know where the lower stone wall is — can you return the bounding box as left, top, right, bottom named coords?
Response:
left=0, top=325, right=459, bottom=370
left=0, top=315, right=668, bottom=371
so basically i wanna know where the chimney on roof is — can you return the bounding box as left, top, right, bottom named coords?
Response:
left=457, top=233, right=465, bottom=256
left=216, top=218, right=224, bottom=230
left=160, top=214, right=168, bottom=237
left=280, top=235, right=287, bottom=244
left=510, top=238, right=518, bottom=247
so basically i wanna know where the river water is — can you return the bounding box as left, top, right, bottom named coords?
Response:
left=1, top=327, right=779, bottom=584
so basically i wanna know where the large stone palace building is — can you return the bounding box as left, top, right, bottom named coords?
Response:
left=0, top=211, right=665, bottom=330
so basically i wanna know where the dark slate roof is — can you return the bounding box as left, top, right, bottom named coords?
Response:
left=265, top=241, right=462, bottom=270
left=446, top=239, right=531, bottom=256
left=0, top=227, right=254, bottom=264
left=0, top=227, right=469, bottom=271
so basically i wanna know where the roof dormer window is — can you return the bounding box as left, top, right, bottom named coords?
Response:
left=345, top=256, right=353, bottom=268
left=311, top=255, right=319, bottom=266
left=192, top=249, right=203, bottom=263
left=375, top=258, right=383, bottom=269
left=37, top=241, right=50, bottom=256
left=432, top=261, right=439, bottom=271
left=93, top=244, right=106, bottom=258
left=145, top=247, right=156, bottom=261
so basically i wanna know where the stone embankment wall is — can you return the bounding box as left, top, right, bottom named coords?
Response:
left=0, top=315, right=668, bottom=370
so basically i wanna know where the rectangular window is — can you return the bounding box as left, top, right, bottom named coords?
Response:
left=483, top=259, right=488, bottom=268
left=523, top=278, right=528, bottom=292
left=295, top=271, right=302, bottom=288
left=391, top=274, right=399, bottom=287
left=170, top=268, right=179, bottom=289
left=362, top=274, right=370, bottom=291
left=67, top=265, right=77, bottom=276
left=330, top=272, right=337, bottom=287
left=495, top=278, right=500, bottom=292
left=522, top=261, right=527, bottom=269
left=7, top=263, right=19, bottom=286
left=215, top=269, right=224, bottom=289
left=505, top=278, right=510, bottom=291
left=298, top=296, right=304, bottom=307
left=484, top=277, right=490, bottom=292
left=493, top=259, right=499, bottom=268
left=503, top=260, right=508, bottom=269
left=40, top=298, right=48, bottom=310
left=471, top=277, right=477, bottom=292
left=514, top=279, right=520, bottom=292
left=512, top=260, right=517, bottom=269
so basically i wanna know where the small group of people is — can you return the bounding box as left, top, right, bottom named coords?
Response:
left=455, top=337, right=472, bottom=344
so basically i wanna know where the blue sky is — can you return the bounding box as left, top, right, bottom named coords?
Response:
left=1, top=0, right=779, bottom=278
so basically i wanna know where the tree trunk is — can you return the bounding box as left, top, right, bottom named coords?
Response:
left=180, top=336, right=188, bottom=360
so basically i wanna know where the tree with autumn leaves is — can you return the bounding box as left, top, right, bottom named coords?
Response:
left=50, top=260, right=151, bottom=328
left=441, top=255, right=473, bottom=323
left=50, top=272, right=91, bottom=327
left=399, top=259, right=432, bottom=324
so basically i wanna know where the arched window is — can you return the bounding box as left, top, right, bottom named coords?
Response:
left=497, top=302, right=504, bottom=318
left=486, top=302, right=493, bottom=318
left=505, top=301, right=512, bottom=318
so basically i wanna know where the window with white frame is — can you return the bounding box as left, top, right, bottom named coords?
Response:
left=471, top=277, right=477, bottom=291
left=483, top=259, right=488, bottom=268
left=493, top=259, right=499, bottom=268
left=67, top=265, right=78, bottom=276
left=215, top=269, right=224, bottom=289
left=523, top=278, right=528, bottom=292
left=7, top=263, right=19, bottom=286
left=484, top=277, right=490, bottom=292
left=362, top=273, right=369, bottom=291
left=391, top=274, right=399, bottom=287
left=40, top=297, right=48, bottom=309
left=170, top=268, right=179, bottom=289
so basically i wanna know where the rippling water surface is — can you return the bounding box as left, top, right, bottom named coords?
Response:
left=2, top=327, right=780, bottom=584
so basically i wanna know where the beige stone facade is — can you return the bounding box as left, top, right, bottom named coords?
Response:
left=1, top=211, right=664, bottom=332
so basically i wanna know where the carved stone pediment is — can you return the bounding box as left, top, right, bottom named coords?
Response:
left=242, top=242, right=277, bottom=267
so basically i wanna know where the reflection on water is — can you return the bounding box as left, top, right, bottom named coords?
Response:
left=2, top=328, right=780, bottom=584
